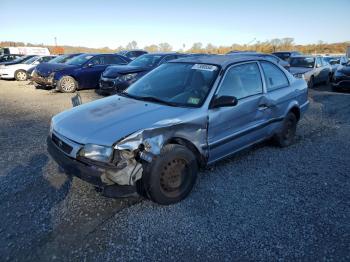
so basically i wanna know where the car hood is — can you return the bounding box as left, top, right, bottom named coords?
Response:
left=102, top=65, right=149, bottom=78
left=52, top=95, right=191, bottom=146
left=36, top=63, right=79, bottom=77
left=289, top=67, right=313, bottom=74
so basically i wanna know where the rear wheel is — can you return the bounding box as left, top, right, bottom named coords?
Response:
left=274, top=112, right=297, bottom=147
left=15, top=70, right=28, bottom=81
left=58, top=76, right=77, bottom=93
left=142, top=144, right=198, bottom=205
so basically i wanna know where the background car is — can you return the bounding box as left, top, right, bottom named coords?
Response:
left=228, top=52, right=290, bottom=71
left=0, top=55, right=56, bottom=81
left=0, top=54, right=23, bottom=63
left=29, top=53, right=82, bottom=79
left=272, top=51, right=302, bottom=62
left=332, top=61, right=350, bottom=91
left=290, top=56, right=332, bottom=87
left=118, top=50, right=148, bottom=60
left=323, top=56, right=349, bottom=77
left=33, top=53, right=131, bottom=92
left=0, top=55, right=36, bottom=66
left=99, top=52, right=187, bottom=95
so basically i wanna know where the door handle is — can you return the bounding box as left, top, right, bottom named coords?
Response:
left=258, top=104, right=269, bottom=110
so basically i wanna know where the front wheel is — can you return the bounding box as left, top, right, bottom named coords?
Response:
left=274, top=112, right=297, bottom=147
left=142, top=144, right=198, bottom=205
left=15, top=70, right=28, bottom=81
left=57, top=76, right=78, bottom=93
left=308, top=76, right=314, bottom=88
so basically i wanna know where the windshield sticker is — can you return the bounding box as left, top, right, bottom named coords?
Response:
left=192, top=64, right=218, bottom=71
left=188, top=97, right=200, bottom=105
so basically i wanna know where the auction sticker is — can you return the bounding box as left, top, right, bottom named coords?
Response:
left=192, top=64, right=218, bottom=71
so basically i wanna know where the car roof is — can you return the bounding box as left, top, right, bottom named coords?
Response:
left=144, top=52, right=179, bottom=56
left=172, top=54, right=274, bottom=69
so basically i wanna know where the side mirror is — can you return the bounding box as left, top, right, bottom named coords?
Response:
left=211, top=95, right=238, bottom=109
left=316, top=63, right=322, bottom=68
left=86, top=63, right=94, bottom=68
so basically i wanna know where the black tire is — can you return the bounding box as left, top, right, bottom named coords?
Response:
left=308, top=76, right=314, bottom=88
left=325, top=74, right=331, bottom=85
left=14, top=70, right=28, bottom=81
left=57, top=76, right=78, bottom=93
left=142, top=144, right=198, bottom=205
left=274, top=112, right=297, bottom=147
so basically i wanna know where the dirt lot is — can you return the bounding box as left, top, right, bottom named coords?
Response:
left=0, top=80, right=349, bottom=261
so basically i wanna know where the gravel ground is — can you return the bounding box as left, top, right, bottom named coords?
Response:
left=0, top=80, right=349, bottom=261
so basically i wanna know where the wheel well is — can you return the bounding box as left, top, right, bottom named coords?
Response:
left=290, top=106, right=300, bottom=121
left=166, top=137, right=205, bottom=167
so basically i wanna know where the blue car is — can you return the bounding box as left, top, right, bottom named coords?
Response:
left=33, top=53, right=131, bottom=92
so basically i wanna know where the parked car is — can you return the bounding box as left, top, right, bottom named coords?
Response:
left=323, top=56, right=349, bottom=77
left=228, top=52, right=290, bottom=71
left=0, top=54, right=23, bottom=63
left=99, top=53, right=187, bottom=95
left=332, top=61, right=350, bottom=91
left=0, top=55, right=56, bottom=81
left=32, top=54, right=131, bottom=92
left=29, top=53, right=82, bottom=80
left=1, top=46, right=50, bottom=55
left=272, top=51, right=302, bottom=62
left=118, top=50, right=148, bottom=60
left=47, top=55, right=309, bottom=204
left=289, top=56, right=332, bottom=87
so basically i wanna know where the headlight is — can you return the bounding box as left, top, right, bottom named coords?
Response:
left=118, top=73, right=138, bottom=82
left=293, top=73, right=305, bottom=79
left=79, top=144, right=113, bottom=162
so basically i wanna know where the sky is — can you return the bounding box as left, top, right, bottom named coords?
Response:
left=1, top=0, right=349, bottom=50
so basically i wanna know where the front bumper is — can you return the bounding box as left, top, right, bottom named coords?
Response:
left=332, top=77, right=350, bottom=89
left=99, top=78, right=130, bottom=95
left=32, top=72, right=55, bottom=86
left=47, top=136, right=137, bottom=195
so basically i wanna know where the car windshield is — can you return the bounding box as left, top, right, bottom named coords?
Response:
left=48, top=55, right=70, bottom=64
left=66, top=54, right=94, bottom=66
left=128, top=54, right=163, bottom=67
left=8, top=55, right=32, bottom=63
left=124, top=62, right=219, bottom=107
left=23, top=56, right=39, bottom=64
left=290, top=57, right=315, bottom=68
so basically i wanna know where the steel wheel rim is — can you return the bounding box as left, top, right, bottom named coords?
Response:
left=61, top=78, right=75, bottom=92
left=17, top=71, right=26, bottom=81
left=160, top=158, right=190, bottom=197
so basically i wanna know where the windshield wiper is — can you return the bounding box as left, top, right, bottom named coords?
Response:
left=137, top=96, right=178, bottom=107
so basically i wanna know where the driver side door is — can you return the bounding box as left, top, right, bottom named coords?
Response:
left=207, top=62, right=271, bottom=163
left=78, top=56, right=107, bottom=89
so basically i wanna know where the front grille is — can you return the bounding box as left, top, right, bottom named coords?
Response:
left=52, top=133, right=73, bottom=154
left=100, top=79, right=115, bottom=89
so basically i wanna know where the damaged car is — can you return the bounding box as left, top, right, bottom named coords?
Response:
left=47, top=55, right=309, bottom=205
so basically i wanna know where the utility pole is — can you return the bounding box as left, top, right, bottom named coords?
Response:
left=54, top=37, right=57, bottom=47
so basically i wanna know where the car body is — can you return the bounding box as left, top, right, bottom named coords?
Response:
left=0, top=55, right=56, bottom=81
left=47, top=55, right=309, bottom=204
left=323, top=56, right=349, bottom=76
left=29, top=53, right=82, bottom=80
left=289, top=56, right=332, bottom=87
left=118, top=50, right=148, bottom=60
left=1, top=46, right=50, bottom=56
left=332, top=61, right=350, bottom=91
left=0, top=54, right=23, bottom=63
left=272, top=51, right=302, bottom=62
left=99, top=53, right=187, bottom=95
left=228, top=52, right=290, bottom=71
left=0, top=55, right=36, bottom=66
left=32, top=54, right=131, bottom=92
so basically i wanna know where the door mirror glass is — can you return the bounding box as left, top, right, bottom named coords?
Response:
left=86, top=63, right=94, bottom=67
left=211, top=95, right=238, bottom=108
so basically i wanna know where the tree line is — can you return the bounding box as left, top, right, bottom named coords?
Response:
left=1, top=38, right=349, bottom=55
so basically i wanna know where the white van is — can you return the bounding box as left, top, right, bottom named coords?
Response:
left=1, top=47, right=50, bottom=56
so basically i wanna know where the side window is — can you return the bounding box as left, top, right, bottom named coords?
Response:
left=217, top=62, right=263, bottom=99
left=42, top=56, right=53, bottom=62
left=160, top=55, right=177, bottom=64
left=316, top=57, right=322, bottom=67
left=89, top=56, right=104, bottom=65
left=261, top=61, right=289, bottom=91
left=104, top=55, right=125, bottom=65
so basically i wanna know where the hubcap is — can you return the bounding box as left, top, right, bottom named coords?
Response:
left=61, top=78, right=75, bottom=92
left=160, top=159, right=188, bottom=195
left=17, top=71, right=27, bottom=81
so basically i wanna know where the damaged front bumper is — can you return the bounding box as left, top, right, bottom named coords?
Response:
left=47, top=136, right=137, bottom=196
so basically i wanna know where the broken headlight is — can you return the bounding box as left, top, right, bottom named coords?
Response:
left=117, top=73, right=138, bottom=82
left=79, top=144, right=113, bottom=163
left=293, top=73, right=305, bottom=79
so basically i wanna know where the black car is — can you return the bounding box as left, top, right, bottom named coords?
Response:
left=272, top=51, right=302, bottom=62
left=332, top=61, right=350, bottom=91
left=0, top=54, right=23, bottom=63
left=0, top=55, right=36, bottom=66
left=99, top=53, right=187, bottom=95
left=118, top=50, right=148, bottom=60
left=33, top=53, right=131, bottom=92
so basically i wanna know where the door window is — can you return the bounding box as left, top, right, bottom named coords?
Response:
left=261, top=61, right=289, bottom=91
left=104, top=55, right=126, bottom=65
left=217, top=62, right=263, bottom=99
